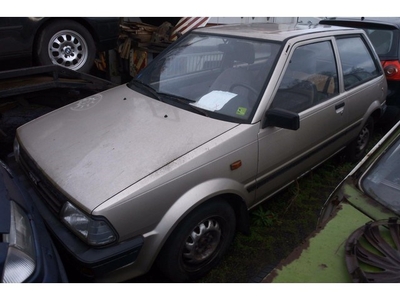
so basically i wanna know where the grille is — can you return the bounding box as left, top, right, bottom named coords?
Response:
left=19, top=148, right=68, bottom=214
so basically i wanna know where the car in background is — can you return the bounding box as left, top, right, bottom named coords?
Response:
left=263, top=120, right=400, bottom=283
left=0, top=17, right=120, bottom=73
left=11, top=23, right=387, bottom=282
left=0, top=159, right=67, bottom=282
left=320, top=18, right=400, bottom=107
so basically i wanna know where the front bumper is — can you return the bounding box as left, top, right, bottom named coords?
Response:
left=7, top=155, right=144, bottom=281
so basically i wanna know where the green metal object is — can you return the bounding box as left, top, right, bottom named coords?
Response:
left=264, top=202, right=371, bottom=283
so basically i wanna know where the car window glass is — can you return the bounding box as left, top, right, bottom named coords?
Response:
left=271, top=41, right=338, bottom=113
left=135, top=33, right=281, bottom=122
left=336, top=36, right=380, bottom=90
left=364, top=29, right=393, bottom=56
left=361, top=136, right=400, bottom=214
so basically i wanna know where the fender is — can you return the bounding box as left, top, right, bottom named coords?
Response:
left=128, top=177, right=252, bottom=275
left=364, top=98, right=387, bottom=122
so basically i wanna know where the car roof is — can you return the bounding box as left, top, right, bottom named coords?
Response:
left=192, top=23, right=361, bottom=41
left=320, top=17, right=400, bottom=30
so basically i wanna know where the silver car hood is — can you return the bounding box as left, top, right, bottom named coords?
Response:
left=17, top=85, right=237, bottom=211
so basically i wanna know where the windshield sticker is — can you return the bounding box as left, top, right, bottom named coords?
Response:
left=236, top=107, right=247, bottom=116
left=191, top=91, right=236, bottom=111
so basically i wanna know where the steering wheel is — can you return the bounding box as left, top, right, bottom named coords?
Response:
left=229, top=83, right=259, bottom=99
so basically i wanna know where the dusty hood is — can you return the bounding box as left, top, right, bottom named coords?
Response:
left=17, top=84, right=237, bottom=211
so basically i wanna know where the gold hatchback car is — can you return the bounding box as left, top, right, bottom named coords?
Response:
left=10, top=22, right=387, bottom=282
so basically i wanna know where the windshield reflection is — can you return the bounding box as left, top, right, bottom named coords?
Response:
left=131, top=33, right=280, bottom=122
left=361, top=136, right=400, bottom=214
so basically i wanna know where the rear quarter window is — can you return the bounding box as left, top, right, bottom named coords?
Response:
left=336, top=35, right=382, bottom=90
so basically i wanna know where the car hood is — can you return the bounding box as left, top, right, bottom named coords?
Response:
left=17, top=85, right=238, bottom=211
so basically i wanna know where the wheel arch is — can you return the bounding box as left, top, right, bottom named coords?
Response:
left=369, top=104, right=385, bottom=123
left=358, top=99, right=386, bottom=130
left=138, top=178, right=251, bottom=272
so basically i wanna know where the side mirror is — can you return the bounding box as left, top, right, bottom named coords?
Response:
left=263, top=108, right=300, bottom=130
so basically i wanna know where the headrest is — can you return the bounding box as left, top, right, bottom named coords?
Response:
left=219, top=42, right=255, bottom=64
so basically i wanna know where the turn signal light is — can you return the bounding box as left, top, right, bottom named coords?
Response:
left=230, top=160, right=242, bottom=170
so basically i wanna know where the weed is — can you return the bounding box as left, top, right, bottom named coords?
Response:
left=251, top=206, right=280, bottom=227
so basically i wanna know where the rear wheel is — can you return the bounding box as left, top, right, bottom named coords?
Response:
left=156, top=200, right=236, bottom=282
left=346, top=117, right=374, bottom=162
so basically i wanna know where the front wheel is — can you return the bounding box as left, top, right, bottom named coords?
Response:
left=34, top=20, right=96, bottom=73
left=156, top=200, right=236, bottom=282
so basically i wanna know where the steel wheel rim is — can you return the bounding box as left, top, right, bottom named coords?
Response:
left=47, top=29, right=88, bottom=70
left=355, top=125, right=370, bottom=155
left=182, top=218, right=222, bottom=266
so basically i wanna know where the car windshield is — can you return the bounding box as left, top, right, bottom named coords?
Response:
left=129, top=33, right=280, bottom=122
left=361, top=135, right=400, bottom=214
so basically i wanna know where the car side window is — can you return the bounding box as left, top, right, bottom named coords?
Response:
left=271, top=41, right=338, bottom=113
left=336, top=36, right=381, bottom=90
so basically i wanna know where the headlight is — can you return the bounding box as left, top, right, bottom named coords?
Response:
left=61, top=202, right=117, bottom=246
left=2, top=201, right=36, bottom=283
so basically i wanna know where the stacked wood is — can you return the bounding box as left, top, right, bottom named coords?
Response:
left=119, top=21, right=157, bottom=44
left=117, top=21, right=175, bottom=77
left=119, top=21, right=173, bottom=50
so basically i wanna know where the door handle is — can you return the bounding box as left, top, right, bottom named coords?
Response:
left=335, top=102, right=345, bottom=114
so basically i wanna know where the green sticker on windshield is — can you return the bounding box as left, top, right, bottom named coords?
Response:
left=236, top=107, right=247, bottom=116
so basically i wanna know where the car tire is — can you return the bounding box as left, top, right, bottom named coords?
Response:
left=34, top=20, right=96, bottom=73
left=346, top=117, right=374, bottom=162
left=156, top=199, right=236, bottom=282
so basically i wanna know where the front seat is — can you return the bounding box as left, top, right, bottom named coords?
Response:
left=209, top=42, right=256, bottom=106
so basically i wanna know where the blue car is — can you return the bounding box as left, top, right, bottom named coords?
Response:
left=0, top=159, right=67, bottom=283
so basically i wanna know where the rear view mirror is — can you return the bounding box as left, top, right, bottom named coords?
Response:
left=263, top=108, right=300, bottom=130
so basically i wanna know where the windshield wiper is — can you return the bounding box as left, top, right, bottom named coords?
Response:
left=128, top=79, right=162, bottom=101
left=157, top=92, right=195, bottom=103
left=158, top=93, right=209, bottom=117
left=128, top=80, right=208, bottom=117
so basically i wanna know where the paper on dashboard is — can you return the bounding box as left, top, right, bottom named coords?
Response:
left=191, top=90, right=236, bottom=111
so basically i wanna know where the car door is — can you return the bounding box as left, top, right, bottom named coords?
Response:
left=0, top=17, right=39, bottom=57
left=252, top=38, right=352, bottom=206
left=334, top=34, right=385, bottom=133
